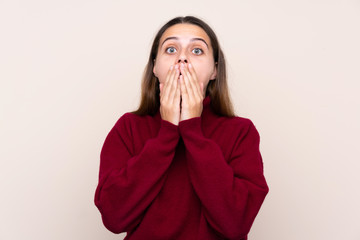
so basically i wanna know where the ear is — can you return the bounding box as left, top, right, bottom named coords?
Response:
left=210, top=62, right=217, bottom=80
left=153, top=59, right=157, bottom=77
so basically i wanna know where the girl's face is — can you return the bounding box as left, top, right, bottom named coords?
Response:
left=153, top=23, right=217, bottom=91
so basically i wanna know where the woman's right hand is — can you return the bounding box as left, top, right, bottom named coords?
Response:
left=159, top=64, right=181, bottom=126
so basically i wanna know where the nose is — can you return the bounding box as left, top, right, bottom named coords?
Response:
left=178, top=59, right=187, bottom=63
left=177, top=48, right=188, bottom=65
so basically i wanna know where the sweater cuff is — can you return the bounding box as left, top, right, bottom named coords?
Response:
left=178, top=117, right=203, bottom=137
left=157, top=119, right=180, bottom=142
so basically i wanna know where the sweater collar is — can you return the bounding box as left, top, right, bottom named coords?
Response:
left=203, top=95, right=211, bottom=108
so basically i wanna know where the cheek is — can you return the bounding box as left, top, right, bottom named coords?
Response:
left=155, top=62, right=171, bottom=83
left=192, top=62, right=214, bottom=83
left=155, top=55, right=181, bottom=83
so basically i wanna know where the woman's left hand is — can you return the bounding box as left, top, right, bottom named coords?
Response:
left=179, top=62, right=204, bottom=122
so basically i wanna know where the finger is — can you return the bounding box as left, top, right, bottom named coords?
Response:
left=200, top=82, right=204, bottom=96
left=162, top=65, right=175, bottom=101
left=181, top=63, right=199, bottom=98
left=168, top=65, right=180, bottom=103
left=166, top=65, right=174, bottom=83
left=161, top=66, right=171, bottom=97
left=165, top=64, right=179, bottom=105
left=179, top=74, right=187, bottom=99
left=187, top=63, right=202, bottom=96
left=185, top=63, right=202, bottom=97
left=180, top=64, right=195, bottom=101
left=183, top=63, right=198, bottom=96
left=175, top=82, right=181, bottom=105
left=182, top=70, right=195, bottom=103
left=159, top=83, right=163, bottom=97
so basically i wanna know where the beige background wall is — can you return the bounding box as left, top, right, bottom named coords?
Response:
left=1, top=0, right=359, bottom=239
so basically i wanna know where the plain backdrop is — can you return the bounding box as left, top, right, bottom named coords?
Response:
left=1, top=0, right=359, bottom=239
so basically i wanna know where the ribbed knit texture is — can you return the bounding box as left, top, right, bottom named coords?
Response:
left=94, top=96, right=269, bottom=240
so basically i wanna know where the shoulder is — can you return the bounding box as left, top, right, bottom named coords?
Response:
left=113, top=112, right=132, bottom=129
left=204, top=112, right=260, bottom=140
left=114, top=112, right=150, bottom=127
left=227, top=116, right=254, bottom=128
left=230, top=117, right=261, bottom=146
left=113, top=112, right=160, bottom=136
left=111, top=112, right=142, bottom=135
left=107, top=113, right=147, bottom=145
left=214, top=114, right=257, bottom=132
left=214, top=115, right=260, bottom=141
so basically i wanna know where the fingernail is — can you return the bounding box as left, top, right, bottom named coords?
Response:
left=170, top=65, right=173, bottom=70
left=175, top=64, right=179, bottom=69
left=180, top=63, right=184, bottom=68
left=188, top=63, right=192, bottom=68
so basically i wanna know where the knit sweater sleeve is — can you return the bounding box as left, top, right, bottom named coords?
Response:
left=178, top=117, right=269, bottom=240
left=94, top=113, right=179, bottom=234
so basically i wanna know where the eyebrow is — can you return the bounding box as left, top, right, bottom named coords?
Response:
left=160, top=36, right=209, bottom=49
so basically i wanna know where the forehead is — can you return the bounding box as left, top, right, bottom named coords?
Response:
left=159, top=23, right=211, bottom=46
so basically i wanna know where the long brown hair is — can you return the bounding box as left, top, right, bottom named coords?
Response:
left=132, top=16, right=235, bottom=117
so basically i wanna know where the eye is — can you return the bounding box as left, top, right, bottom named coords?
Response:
left=192, top=48, right=203, bottom=55
left=165, top=47, right=177, bottom=54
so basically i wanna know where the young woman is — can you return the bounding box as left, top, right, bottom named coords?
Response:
left=94, top=16, right=269, bottom=240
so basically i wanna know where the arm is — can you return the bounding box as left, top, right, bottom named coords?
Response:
left=179, top=117, right=269, bottom=240
left=94, top=114, right=179, bottom=233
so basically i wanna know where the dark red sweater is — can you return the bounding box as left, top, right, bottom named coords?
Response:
left=94, top=96, right=269, bottom=240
